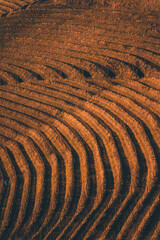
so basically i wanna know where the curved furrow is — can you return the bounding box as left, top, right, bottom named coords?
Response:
left=4, top=53, right=160, bottom=94
left=20, top=30, right=159, bottom=59
left=22, top=77, right=159, bottom=122
left=98, top=88, right=160, bottom=141
left=2, top=74, right=159, bottom=124
left=0, top=69, right=19, bottom=85
left=1, top=33, right=145, bottom=80
left=0, top=57, right=112, bottom=87
left=0, top=58, right=82, bottom=83
left=35, top=39, right=160, bottom=78
left=11, top=81, right=134, bottom=237
left=0, top=3, right=160, bottom=239
left=110, top=84, right=160, bottom=116
left=0, top=103, right=91, bottom=240
left=51, top=113, right=115, bottom=240
left=0, top=134, right=37, bottom=239
left=0, top=144, right=17, bottom=239
left=99, top=47, right=160, bottom=77
left=33, top=122, right=90, bottom=239
left=0, top=102, right=79, bottom=239
left=0, top=86, right=109, bottom=238
left=32, top=28, right=160, bottom=62
left=0, top=115, right=57, bottom=237
left=9, top=107, right=96, bottom=240
left=8, top=40, right=151, bottom=78
left=15, top=98, right=105, bottom=239
left=0, top=78, right=159, bottom=168
left=6, top=75, right=160, bottom=164
left=3, top=76, right=159, bottom=159
left=0, top=49, right=144, bottom=87
left=56, top=112, right=125, bottom=240
left=137, top=77, right=160, bottom=91
left=13, top=78, right=160, bottom=237
left=10, top=82, right=159, bottom=238
left=0, top=84, right=139, bottom=238
left=2, top=53, right=160, bottom=108
left=0, top=115, right=60, bottom=239
left=0, top=78, right=159, bottom=238
left=4, top=140, right=31, bottom=239
left=0, top=124, right=45, bottom=237
left=0, top=83, right=122, bottom=200
left=96, top=92, right=160, bottom=239
left=0, top=68, right=24, bottom=83
left=0, top=61, right=44, bottom=82
left=85, top=102, right=158, bottom=239
left=47, top=104, right=135, bottom=238
left=0, top=138, right=31, bottom=239
left=2, top=49, right=144, bottom=81
left=0, top=10, right=158, bottom=43
left=111, top=80, right=160, bottom=103
left=41, top=80, right=159, bottom=238
left=0, top=63, right=42, bottom=83
left=24, top=129, right=60, bottom=238
left=28, top=79, right=160, bottom=127
left=17, top=126, right=66, bottom=240
left=98, top=40, right=160, bottom=61
left=44, top=120, right=94, bottom=232
left=80, top=105, right=146, bottom=239
left=91, top=97, right=158, bottom=182
left=0, top=94, right=103, bottom=238
left=18, top=78, right=160, bottom=120
left=30, top=125, right=76, bottom=239
left=34, top=45, right=157, bottom=79
left=3, top=78, right=156, bottom=179
left=0, top=135, right=26, bottom=239
left=36, top=124, right=85, bottom=240
left=0, top=77, right=159, bottom=238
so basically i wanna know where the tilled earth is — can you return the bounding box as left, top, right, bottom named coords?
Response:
left=0, top=1, right=160, bottom=239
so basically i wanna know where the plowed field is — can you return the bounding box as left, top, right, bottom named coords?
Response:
left=0, top=0, right=160, bottom=239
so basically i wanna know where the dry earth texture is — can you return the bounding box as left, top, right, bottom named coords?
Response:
left=0, top=0, right=160, bottom=239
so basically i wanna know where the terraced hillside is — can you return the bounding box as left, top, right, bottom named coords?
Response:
left=0, top=0, right=160, bottom=239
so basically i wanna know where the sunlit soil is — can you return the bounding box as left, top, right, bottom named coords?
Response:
left=0, top=0, right=160, bottom=239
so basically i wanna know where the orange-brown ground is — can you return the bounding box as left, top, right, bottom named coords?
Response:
left=0, top=0, right=160, bottom=239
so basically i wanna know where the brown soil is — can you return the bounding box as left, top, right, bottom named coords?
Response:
left=0, top=0, right=160, bottom=239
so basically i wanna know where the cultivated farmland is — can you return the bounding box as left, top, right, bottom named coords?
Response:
left=0, top=0, right=160, bottom=239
